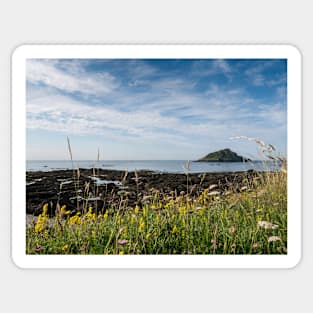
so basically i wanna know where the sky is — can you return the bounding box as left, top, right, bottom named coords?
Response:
left=26, top=58, right=287, bottom=160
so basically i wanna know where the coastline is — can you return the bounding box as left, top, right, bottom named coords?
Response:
left=26, top=168, right=258, bottom=216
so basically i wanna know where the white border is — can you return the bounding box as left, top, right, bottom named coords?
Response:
left=12, top=45, right=301, bottom=268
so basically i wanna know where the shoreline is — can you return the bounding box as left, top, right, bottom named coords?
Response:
left=26, top=168, right=259, bottom=216
left=26, top=159, right=276, bottom=175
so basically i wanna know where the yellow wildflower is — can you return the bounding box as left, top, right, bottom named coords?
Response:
left=69, top=215, right=81, bottom=225
left=123, top=226, right=128, bottom=234
left=179, top=205, right=186, bottom=215
left=150, top=204, right=160, bottom=211
left=156, top=215, right=160, bottom=223
left=117, top=215, right=122, bottom=225
left=138, top=218, right=145, bottom=233
left=165, top=199, right=175, bottom=210
left=131, top=215, right=136, bottom=224
left=86, top=207, right=96, bottom=220
left=172, top=225, right=179, bottom=234
left=181, top=230, right=185, bottom=239
left=35, top=203, right=49, bottom=233
left=60, top=205, right=71, bottom=216
left=42, top=203, right=48, bottom=215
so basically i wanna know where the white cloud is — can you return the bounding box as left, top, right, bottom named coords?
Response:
left=213, top=59, right=232, bottom=73
left=192, top=59, right=232, bottom=78
left=251, top=74, right=265, bottom=86
left=267, top=76, right=287, bottom=87
left=27, top=59, right=118, bottom=95
left=128, top=60, right=158, bottom=78
left=244, top=62, right=286, bottom=88
left=26, top=82, right=286, bottom=151
left=26, top=59, right=287, bottom=159
left=276, top=86, right=287, bottom=99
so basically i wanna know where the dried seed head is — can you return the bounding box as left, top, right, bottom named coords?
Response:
left=67, top=137, right=73, bottom=161
left=268, top=236, right=282, bottom=242
left=257, top=221, right=279, bottom=230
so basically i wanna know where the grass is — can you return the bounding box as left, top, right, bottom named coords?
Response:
left=26, top=137, right=287, bottom=255
left=26, top=171, right=287, bottom=255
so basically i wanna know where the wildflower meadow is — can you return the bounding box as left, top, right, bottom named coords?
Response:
left=26, top=160, right=287, bottom=255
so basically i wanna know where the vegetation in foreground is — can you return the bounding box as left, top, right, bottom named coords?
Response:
left=26, top=167, right=287, bottom=255
left=26, top=137, right=287, bottom=255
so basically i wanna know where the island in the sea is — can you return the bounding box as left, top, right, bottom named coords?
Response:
left=196, top=148, right=248, bottom=162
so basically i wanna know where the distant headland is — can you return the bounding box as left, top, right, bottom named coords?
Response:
left=196, top=148, right=250, bottom=162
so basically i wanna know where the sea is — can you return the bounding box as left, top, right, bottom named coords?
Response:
left=26, top=160, right=281, bottom=174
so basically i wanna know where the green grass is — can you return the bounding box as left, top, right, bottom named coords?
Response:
left=26, top=169, right=287, bottom=255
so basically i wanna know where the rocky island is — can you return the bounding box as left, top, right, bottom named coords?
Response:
left=196, top=148, right=248, bottom=162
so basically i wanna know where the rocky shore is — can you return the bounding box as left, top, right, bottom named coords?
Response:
left=26, top=168, right=258, bottom=216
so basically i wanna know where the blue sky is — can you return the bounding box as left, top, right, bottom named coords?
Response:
left=26, top=58, right=287, bottom=160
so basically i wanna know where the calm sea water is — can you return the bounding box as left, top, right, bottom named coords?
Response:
left=26, top=160, right=280, bottom=174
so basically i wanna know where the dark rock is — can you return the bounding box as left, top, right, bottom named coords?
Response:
left=26, top=168, right=260, bottom=216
